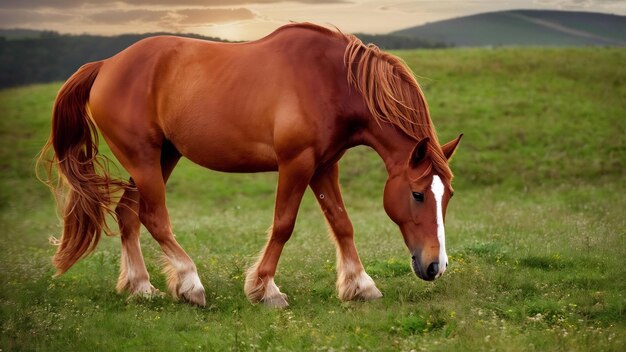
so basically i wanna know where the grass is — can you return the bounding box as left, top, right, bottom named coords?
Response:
left=1, top=47, right=625, bottom=351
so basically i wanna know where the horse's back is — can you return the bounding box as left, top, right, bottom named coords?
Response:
left=89, top=26, right=351, bottom=173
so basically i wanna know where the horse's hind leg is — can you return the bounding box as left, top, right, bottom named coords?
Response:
left=115, top=142, right=182, bottom=298
left=309, top=163, right=382, bottom=301
left=115, top=183, right=154, bottom=296
left=133, top=164, right=205, bottom=306
left=104, top=128, right=204, bottom=306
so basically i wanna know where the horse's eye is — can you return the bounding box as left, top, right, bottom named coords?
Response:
left=451, top=192, right=455, bottom=198
left=412, top=192, right=424, bottom=202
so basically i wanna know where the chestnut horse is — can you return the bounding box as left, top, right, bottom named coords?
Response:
left=39, top=23, right=462, bottom=307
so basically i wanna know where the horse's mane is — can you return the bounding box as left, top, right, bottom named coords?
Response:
left=343, top=34, right=452, bottom=181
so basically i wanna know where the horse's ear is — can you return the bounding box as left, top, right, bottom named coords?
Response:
left=442, top=133, right=463, bottom=161
left=410, top=137, right=430, bottom=167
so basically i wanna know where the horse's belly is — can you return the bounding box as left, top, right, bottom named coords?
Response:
left=172, top=134, right=279, bottom=173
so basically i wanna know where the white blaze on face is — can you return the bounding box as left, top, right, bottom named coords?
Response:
left=431, top=175, right=448, bottom=278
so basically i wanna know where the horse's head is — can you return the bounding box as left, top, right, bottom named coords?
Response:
left=383, top=134, right=462, bottom=281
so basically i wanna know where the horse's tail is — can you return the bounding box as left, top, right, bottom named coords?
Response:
left=37, top=61, right=129, bottom=275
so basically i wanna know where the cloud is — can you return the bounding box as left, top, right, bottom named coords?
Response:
left=175, top=8, right=256, bottom=25
left=87, top=7, right=256, bottom=29
left=89, top=9, right=166, bottom=25
left=128, top=0, right=348, bottom=5
left=0, top=0, right=82, bottom=9
left=534, top=0, right=626, bottom=11
left=1, top=0, right=622, bottom=40
left=0, top=9, right=73, bottom=26
left=0, top=0, right=349, bottom=9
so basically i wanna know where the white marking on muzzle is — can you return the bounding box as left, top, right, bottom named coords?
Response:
left=431, top=175, right=448, bottom=278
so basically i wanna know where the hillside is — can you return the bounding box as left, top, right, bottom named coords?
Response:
left=0, top=30, right=443, bottom=89
left=0, top=31, right=233, bottom=88
left=0, top=28, right=51, bottom=40
left=393, top=10, right=626, bottom=47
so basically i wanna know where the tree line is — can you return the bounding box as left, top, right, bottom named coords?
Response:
left=0, top=31, right=445, bottom=88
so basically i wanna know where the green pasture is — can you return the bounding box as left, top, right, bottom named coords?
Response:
left=1, top=47, right=624, bottom=351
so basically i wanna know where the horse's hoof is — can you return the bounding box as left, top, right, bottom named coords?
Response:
left=176, top=271, right=206, bottom=307
left=127, top=284, right=164, bottom=301
left=356, top=284, right=383, bottom=301
left=338, top=270, right=383, bottom=301
left=262, top=292, right=289, bottom=308
left=181, top=286, right=206, bottom=307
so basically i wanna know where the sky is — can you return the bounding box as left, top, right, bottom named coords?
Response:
left=0, top=0, right=624, bottom=41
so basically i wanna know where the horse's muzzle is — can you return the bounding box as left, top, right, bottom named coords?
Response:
left=411, top=254, right=440, bottom=281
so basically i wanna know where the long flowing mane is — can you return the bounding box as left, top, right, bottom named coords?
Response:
left=343, top=34, right=452, bottom=181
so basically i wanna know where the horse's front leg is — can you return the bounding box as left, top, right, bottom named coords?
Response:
left=245, top=152, right=315, bottom=308
left=310, top=163, right=383, bottom=301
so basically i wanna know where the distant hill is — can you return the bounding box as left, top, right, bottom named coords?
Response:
left=354, top=33, right=446, bottom=49
left=0, top=32, right=233, bottom=88
left=392, top=10, right=626, bottom=47
left=0, top=29, right=445, bottom=88
left=0, top=28, right=445, bottom=49
left=0, top=28, right=50, bottom=40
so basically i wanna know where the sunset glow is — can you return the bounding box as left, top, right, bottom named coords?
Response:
left=0, top=0, right=624, bottom=40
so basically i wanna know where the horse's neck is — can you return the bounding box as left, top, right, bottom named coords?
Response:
left=360, top=123, right=417, bottom=175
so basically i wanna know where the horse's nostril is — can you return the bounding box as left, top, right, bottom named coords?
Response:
left=426, top=262, right=439, bottom=279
